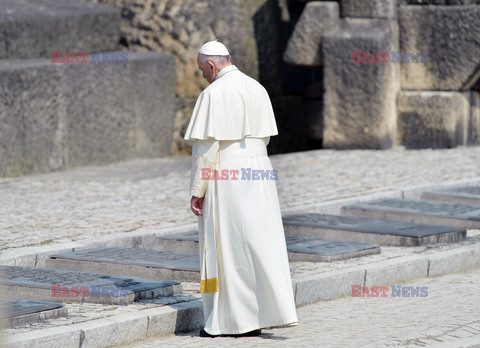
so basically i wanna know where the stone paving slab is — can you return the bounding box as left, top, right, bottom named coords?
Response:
left=0, top=266, right=181, bottom=305
left=283, top=213, right=466, bottom=246
left=47, top=247, right=200, bottom=281
left=0, top=298, right=67, bottom=328
left=422, top=186, right=480, bottom=206
left=154, top=232, right=380, bottom=262
left=342, top=199, right=480, bottom=229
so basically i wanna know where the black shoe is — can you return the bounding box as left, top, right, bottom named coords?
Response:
left=199, top=329, right=218, bottom=338
left=231, top=329, right=262, bottom=337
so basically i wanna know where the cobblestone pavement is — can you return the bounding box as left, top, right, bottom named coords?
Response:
left=122, top=268, right=480, bottom=348
left=1, top=146, right=480, bottom=252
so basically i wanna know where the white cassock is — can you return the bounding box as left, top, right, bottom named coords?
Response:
left=185, top=65, right=298, bottom=335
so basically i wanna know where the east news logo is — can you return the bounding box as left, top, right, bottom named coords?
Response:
left=351, top=285, right=429, bottom=297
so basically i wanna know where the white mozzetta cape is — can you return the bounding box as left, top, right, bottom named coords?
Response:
left=184, top=65, right=278, bottom=141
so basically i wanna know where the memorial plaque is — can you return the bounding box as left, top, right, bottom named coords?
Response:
left=0, top=298, right=67, bottom=328
left=341, top=199, right=480, bottom=229
left=422, top=186, right=480, bottom=205
left=283, top=214, right=466, bottom=246
left=155, top=232, right=380, bottom=262
left=0, top=266, right=181, bottom=305
left=47, top=247, right=200, bottom=282
left=284, top=236, right=380, bottom=262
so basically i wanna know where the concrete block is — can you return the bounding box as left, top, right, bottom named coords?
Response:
left=130, top=52, right=176, bottom=157
left=428, top=245, right=480, bottom=277
left=398, top=5, right=480, bottom=90
left=3, top=325, right=81, bottom=348
left=0, top=51, right=175, bottom=177
left=284, top=2, right=340, bottom=66
left=469, top=91, right=480, bottom=145
left=294, top=268, right=365, bottom=306
left=397, top=91, right=469, bottom=149
left=341, top=0, right=398, bottom=18
left=62, top=55, right=136, bottom=167
left=0, top=0, right=120, bottom=60
left=0, top=60, right=65, bottom=176
left=80, top=313, right=148, bottom=348
left=364, top=255, right=428, bottom=287
left=322, top=19, right=400, bottom=149
left=144, top=301, right=204, bottom=337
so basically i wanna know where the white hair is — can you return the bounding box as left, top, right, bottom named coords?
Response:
left=198, top=53, right=231, bottom=67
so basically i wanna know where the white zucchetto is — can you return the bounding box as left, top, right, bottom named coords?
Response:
left=199, top=40, right=230, bottom=56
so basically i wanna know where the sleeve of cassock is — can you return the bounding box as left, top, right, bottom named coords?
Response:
left=189, top=139, right=220, bottom=198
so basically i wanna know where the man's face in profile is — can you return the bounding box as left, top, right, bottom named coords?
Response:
left=197, top=55, right=215, bottom=83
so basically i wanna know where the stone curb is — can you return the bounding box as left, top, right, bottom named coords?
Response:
left=4, top=301, right=204, bottom=348
left=292, top=243, right=480, bottom=306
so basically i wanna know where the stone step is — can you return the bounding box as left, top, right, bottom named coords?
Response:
left=0, top=51, right=175, bottom=177
left=421, top=186, right=480, bottom=206
left=283, top=214, right=466, bottom=246
left=341, top=199, right=480, bottom=229
left=152, top=232, right=381, bottom=262
left=0, top=0, right=120, bottom=60
left=46, top=248, right=200, bottom=282
left=0, top=298, right=67, bottom=328
left=0, top=266, right=181, bottom=305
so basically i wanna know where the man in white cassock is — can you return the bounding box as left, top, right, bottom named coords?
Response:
left=185, top=40, right=298, bottom=337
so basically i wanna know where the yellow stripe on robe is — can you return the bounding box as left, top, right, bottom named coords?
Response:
left=200, top=277, right=219, bottom=293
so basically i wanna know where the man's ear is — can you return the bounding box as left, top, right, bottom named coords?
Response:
left=207, top=60, right=215, bottom=71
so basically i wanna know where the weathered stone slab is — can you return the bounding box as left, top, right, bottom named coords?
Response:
left=398, top=5, right=480, bottom=90
left=0, top=266, right=181, bottom=305
left=47, top=248, right=200, bottom=281
left=322, top=18, right=399, bottom=149
left=0, top=51, right=175, bottom=177
left=422, top=187, right=480, bottom=206
left=283, top=2, right=340, bottom=66
left=283, top=214, right=466, bottom=246
left=285, top=236, right=380, bottom=261
left=0, top=298, right=67, bottom=328
left=0, top=0, right=120, bottom=59
left=154, top=232, right=380, bottom=262
left=397, top=91, right=469, bottom=149
left=342, top=199, right=480, bottom=229
left=341, top=0, right=398, bottom=18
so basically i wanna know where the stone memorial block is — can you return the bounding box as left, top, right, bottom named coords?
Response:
left=283, top=2, right=340, bottom=66
left=397, top=91, right=469, bottom=149
left=283, top=214, right=466, bottom=246
left=0, top=266, right=181, bottom=305
left=340, top=0, right=398, bottom=19
left=422, top=187, right=480, bottom=206
left=47, top=248, right=200, bottom=282
left=0, top=298, right=67, bottom=328
left=322, top=18, right=400, bottom=149
left=342, top=199, right=480, bottom=229
left=469, top=91, right=480, bottom=145
left=398, top=5, right=480, bottom=90
left=284, top=236, right=380, bottom=262
left=154, top=231, right=380, bottom=262
left=0, top=0, right=120, bottom=60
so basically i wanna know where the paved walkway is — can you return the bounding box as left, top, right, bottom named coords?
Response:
left=123, top=268, right=480, bottom=348
left=1, top=146, right=480, bottom=253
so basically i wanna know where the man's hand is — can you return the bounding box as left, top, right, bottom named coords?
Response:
left=191, top=196, right=204, bottom=216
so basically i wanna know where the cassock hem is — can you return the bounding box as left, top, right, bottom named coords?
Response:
left=204, top=318, right=298, bottom=336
